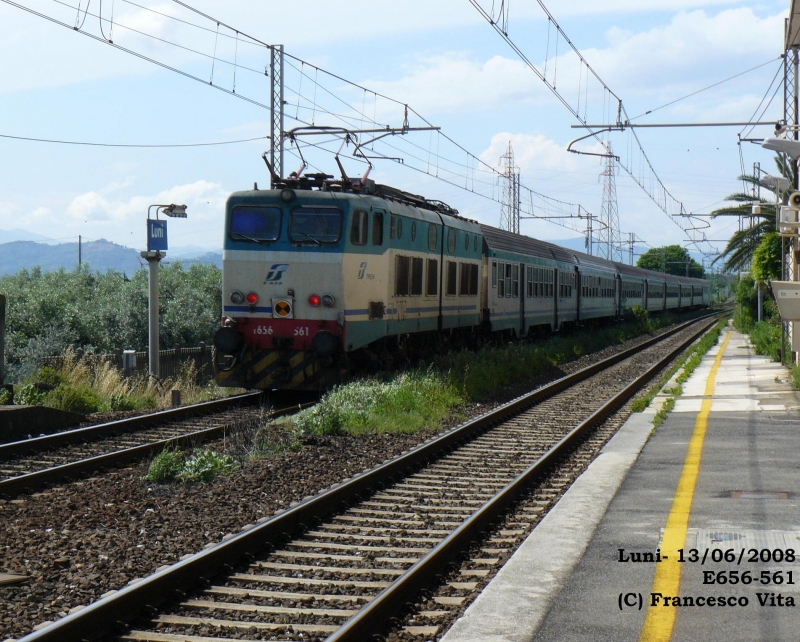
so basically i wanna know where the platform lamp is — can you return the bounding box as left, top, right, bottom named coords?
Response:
left=141, top=203, right=187, bottom=379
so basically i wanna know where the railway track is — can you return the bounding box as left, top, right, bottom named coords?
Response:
left=0, top=393, right=311, bottom=499
left=17, top=313, right=722, bottom=642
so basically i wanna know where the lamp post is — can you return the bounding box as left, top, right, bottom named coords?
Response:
left=141, top=203, right=187, bottom=379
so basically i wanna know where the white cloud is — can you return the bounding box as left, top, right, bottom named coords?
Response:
left=354, top=7, right=785, bottom=124
left=480, top=132, right=606, bottom=175
left=54, top=179, right=228, bottom=245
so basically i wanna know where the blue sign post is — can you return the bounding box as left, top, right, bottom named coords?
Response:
left=147, top=219, right=168, bottom=252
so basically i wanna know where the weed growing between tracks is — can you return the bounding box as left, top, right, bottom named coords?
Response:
left=632, top=316, right=729, bottom=418
left=144, top=448, right=237, bottom=483
left=275, top=310, right=713, bottom=439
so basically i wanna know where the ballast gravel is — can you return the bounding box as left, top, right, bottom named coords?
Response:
left=0, top=319, right=698, bottom=640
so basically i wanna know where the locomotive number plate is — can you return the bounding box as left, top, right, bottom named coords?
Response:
left=272, top=299, right=293, bottom=319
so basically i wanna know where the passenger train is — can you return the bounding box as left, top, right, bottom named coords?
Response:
left=213, top=172, right=710, bottom=390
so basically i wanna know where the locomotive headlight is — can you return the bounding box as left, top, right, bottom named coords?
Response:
left=230, top=291, right=244, bottom=304
left=280, top=188, right=295, bottom=203
left=322, top=294, right=335, bottom=307
left=246, top=292, right=259, bottom=304
left=308, top=294, right=321, bottom=307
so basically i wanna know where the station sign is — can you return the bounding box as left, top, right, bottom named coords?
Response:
left=147, top=219, right=168, bottom=252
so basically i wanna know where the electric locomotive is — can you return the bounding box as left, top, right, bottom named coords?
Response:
left=213, top=172, right=711, bottom=391
left=213, top=172, right=482, bottom=390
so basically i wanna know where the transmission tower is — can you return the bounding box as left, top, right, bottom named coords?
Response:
left=499, top=142, right=521, bottom=234
left=599, top=144, right=621, bottom=261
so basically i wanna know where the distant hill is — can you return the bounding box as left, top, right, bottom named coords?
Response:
left=0, top=228, right=52, bottom=243
left=0, top=239, right=222, bottom=276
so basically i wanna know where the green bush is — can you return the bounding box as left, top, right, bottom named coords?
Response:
left=288, top=371, right=464, bottom=436
left=0, top=388, right=12, bottom=405
left=31, top=366, right=66, bottom=387
left=144, top=450, right=186, bottom=483
left=791, top=365, right=800, bottom=390
left=177, top=449, right=237, bottom=482
left=750, top=320, right=781, bottom=361
left=15, top=384, right=47, bottom=406
left=631, top=305, right=652, bottom=332
left=103, top=392, right=139, bottom=412
left=46, top=384, right=103, bottom=413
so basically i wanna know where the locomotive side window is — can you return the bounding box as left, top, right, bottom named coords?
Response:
left=390, top=215, right=396, bottom=239
left=526, top=266, right=533, bottom=297
left=289, top=207, right=341, bottom=244
left=469, top=264, right=479, bottom=296
left=426, top=259, right=438, bottom=296
left=410, top=258, right=423, bottom=296
left=350, top=210, right=368, bottom=246
left=372, top=212, right=384, bottom=246
left=497, top=262, right=505, bottom=297
left=395, top=256, right=410, bottom=296
left=512, top=264, right=519, bottom=298
left=397, top=218, right=403, bottom=239
left=230, top=206, right=281, bottom=241
left=459, top=263, right=470, bottom=296
left=446, top=261, right=458, bottom=296
left=447, top=228, right=456, bottom=253
left=464, top=234, right=469, bottom=251
left=474, top=235, right=478, bottom=252
left=505, top=263, right=512, bottom=298
left=411, top=221, right=417, bottom=242
left=492, top=261, right=498, bottom=288
left=428, top=224, right=438, bottom=251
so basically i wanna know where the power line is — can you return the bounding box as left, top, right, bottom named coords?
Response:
left=0, top=133, right=268, bottom=147
left=630, top=56, right=783, bottom=121
left=6, top=0, right=593, bottom=237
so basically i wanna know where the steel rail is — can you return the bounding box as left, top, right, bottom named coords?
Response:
left=0, top=401, right=314, bottom=499
left=327, top=316, right=719, bottom=641
left=0, top=392, right=264, bottom=460
left=17, top=313, right=721, bottom=642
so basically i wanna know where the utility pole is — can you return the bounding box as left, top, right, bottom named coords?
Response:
left=270, top=44, right=285, bottom=184
left=499, top=142, right=521, bottom=234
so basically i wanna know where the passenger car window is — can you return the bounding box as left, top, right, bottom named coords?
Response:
left=230, top=206, right=281, bottom=241
left=290, top=207, right=341, bottom=244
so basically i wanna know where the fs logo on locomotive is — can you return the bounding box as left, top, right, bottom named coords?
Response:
left=265, top=263, right=289, bottom=284
left=358, top=262, right=367, bottom=279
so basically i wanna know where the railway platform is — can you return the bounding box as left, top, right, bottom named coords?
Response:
left=442, top=326, right=800, bottom=642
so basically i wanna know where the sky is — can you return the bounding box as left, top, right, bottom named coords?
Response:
left=0, top=0, right=790, bottom=268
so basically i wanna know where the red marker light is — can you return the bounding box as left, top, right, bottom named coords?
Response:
left=308, top=294, right=321, bottom=307
left=246, top=292, right=259, bottom=304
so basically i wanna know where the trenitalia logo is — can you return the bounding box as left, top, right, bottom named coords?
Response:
left=265, top=263, right=289, bottom=283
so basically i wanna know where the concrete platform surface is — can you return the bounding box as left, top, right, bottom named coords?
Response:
left=442, top=327, right=800, bottom=642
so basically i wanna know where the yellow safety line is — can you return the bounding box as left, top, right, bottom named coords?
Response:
left=639, top=329, right=732, bottom=642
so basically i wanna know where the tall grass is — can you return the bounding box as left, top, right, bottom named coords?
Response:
left=437, top=314, right=682, bottom=400
left=749, top=321, right=781, bottom=362
left=11, top=348, right=245, bottom=413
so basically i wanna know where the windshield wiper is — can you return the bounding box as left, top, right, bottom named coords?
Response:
left=293, top=231, right=322, bottom=246
left=232, top=233, right=271, bottom=244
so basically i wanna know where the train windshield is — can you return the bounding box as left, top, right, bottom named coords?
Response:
left=289, top=207, right=341, bottom=245
left=230, top=206, right=281, bottom=242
